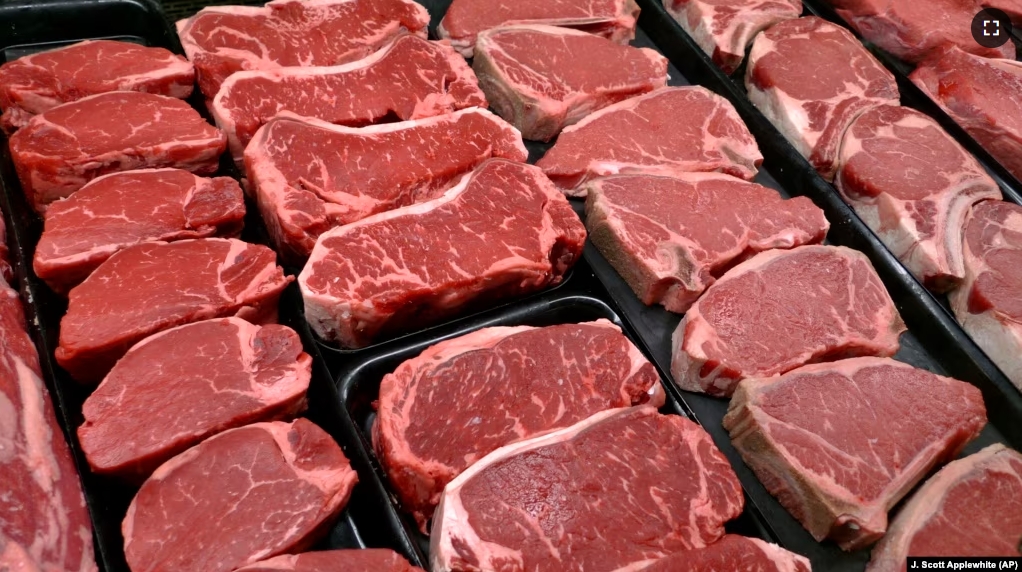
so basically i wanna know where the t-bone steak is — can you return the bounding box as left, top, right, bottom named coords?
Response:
left=78, top=317, right=312, bottom=481
left=33, top=168, right=245, bottom=294
left=211, top=35, right=486, bottom=165
left=0, top=39, right=194, bottom=132
left=641, top=535, right=810, bottom=571
left=472, top=25, right=668, bottom=141
left=244, top=108, right=526, bottom=263
left=672, top=245, right=905, bottom=396
left=439, top=0, right=640, bottom=57
left=746, top=16, right=899, bottom=181
left=836, top=105, right=1002, bottom=292
left=177, top=0, right=430, bottom=99
left=866, top=444, right=1022, bottom=571
left=663, top=0, right=802, bottom=75
left=585, top=172, right=829, bottom=313
left=431, top=405, right=744, bottom=571
left=237, top=549, right=424, bottom=572
left=298, top=159, right=586, bottom=348
left=537, top=86, right=763, bottom=194
left=374, top=319, right=663, bottom=529
left=56, top=238, right=291, bottom=383
left=122, top=419, right=358, bottom=572
left=724, top=357, right=987, bottom=550
left=9, top=91, right=226, bottom=212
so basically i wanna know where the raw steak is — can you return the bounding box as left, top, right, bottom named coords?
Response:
left=9, top=91, right=226, bottom=212
left=34, top=168, right=245, bottom=294
left=177, top=0, right=430, bottom=98
left=585, top=172, right=829, bottom=313
left=431, top=406, right=744, bottom=571
left=245, top=108, right=527, bottom=263
left=836, top=105, right=1002, bottom=292
left=672, top=245, right=905, bottom=396
left=537, top=86, right=763, bottom=194
left=237, top=549, right=424, bottom=572
left=439, top=0, right=640, bottom=57
left=212, top=35, right=486, bottom=164
left=0, top=279, right=97, bottom=572
left=664, top=0, right=802, bottom=74
left=984, top=0, right=1022, bottom=24
left=473, top=25, right=669, bottom=141
left=724, top=357, right=987, bottom=550
left=123, top=419, right=357, bottom=572
left=374, top=320, right=663, bottom=528
left=950, top=200, right=1022, bottom=389
left=746, top=16, right=899, bottom=181
left=56, top=238, right=291, bottom=383
left=0, top=39, right=194, bottom=132
left=299, top=159, right=586, bottom=348
left=78, top=317, right=312, bottom=481
left=910, top=46, right=1022, bottom=182
left=640, top=535, right=810, bottom=571
left=867, top=444, right=1022, bottom=570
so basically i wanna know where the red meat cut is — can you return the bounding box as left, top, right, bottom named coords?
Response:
left=724, top=357, right=987, bottom=550
left=9, top=91, right=226, bottom=212
left=746, top=16, right=899, bottom=181
left=672, top=245, right=905, bottom=396
left=664, top=0, right=802, bottom=74
left=237, top=549, right=424, bottom=572
left=473, top=25, right=668, bottom=141
left=78, top=317, right=312, bottom=481
left=56, top=238, right=291, bottom=383
left=0, top=39, right=194, bottom=132
left=836, top=105, right=1002, bottom=292
left=374, top=320, right=663, bottom=529
left=537, top=86, right=763, bottom=194
left=585, top=172, right=829, bottom=313
left=177, top=0, right=430, bottom=99
left=212, top=35, right=485, bottom=165
left=983, top=0, right=1022, bottom=24
left=0, top=279, right=97, bottom=572
left=866, top=444, right=1022, bottom=570
left=641, top=535, right=810, bottom=571
left=34, top=169, right=245, bottom=294
left=431, top=406, right=744, bottom=571
left=439, top=0, right=640, bottom=57
left=122, top=419, right=358, bottom=572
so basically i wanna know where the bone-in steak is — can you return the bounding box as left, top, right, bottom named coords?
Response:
left=237, top=549, right=424, bottom=572
left=641, top=535, right=810, bottom=571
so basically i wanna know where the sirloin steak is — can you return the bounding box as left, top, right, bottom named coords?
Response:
left=79, top=318, right=312, bottom=481
left=746, top=16, right=899, bottom=181
left=123, top=419, right=358, bottom=572
left=672, top=245, right=905, bottom=396
left=537, top=86, right=763, bottom=194
left=724, top=357, right=987, bottom=550
left=245, top=108, right=526, bottom=263
left=374, top=320, right=662, bottom=529
left=237, top=549, right=424, bottom=572
left=56, top=238, right=291, bottom=383
left=473, top=25, right=668, bottom=141
left=585, top=172, right=829, bottom=313
left=0, top=39, right=193, bottom=132
left=299, top=159, right=586, bottom=348
left=431, top=406, right=744, bottom=572
left=641, top=535, right=810, bottom=572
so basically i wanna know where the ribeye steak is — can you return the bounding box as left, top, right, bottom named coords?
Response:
left=641, top=535, right=810, bottom=571
left=237, top=549, right=424, bottom=572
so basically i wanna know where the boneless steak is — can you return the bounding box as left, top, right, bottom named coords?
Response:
left=245, top=108, right=526, bottom=262
left=431, top=406, right=744, bottom=571
left=537, top=86, right=763, bottom=194
left=585, top=172, right=829, bottom=313
left=56, top=238, right=291, bottom=383
left=724, top=357, right=987, bottom=550
left=836, top=105, right=1002, bottom=292
left=299, top=159, right=586, bottom=348
left=237, top=549, right=424, bottom=572
left=177, top=0, right=429, bottom=98
left=9, top=91, right=226, bottom=212
left=867, top=444, right=1022, bottom=571
left=212, top=35, right=486, bottom=164
left=672, top=245, right=905, bottom=396
left=34, top=168, right=245, bottom=294
left=0, top=39, right=193, bottom=132
left=473, top=25, right=668, bottom=141
left=123, top=419, right=357, bottom=572
left=641, top=535, right=810, bottom=572
left=375, top=320, right=662, bottom=528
